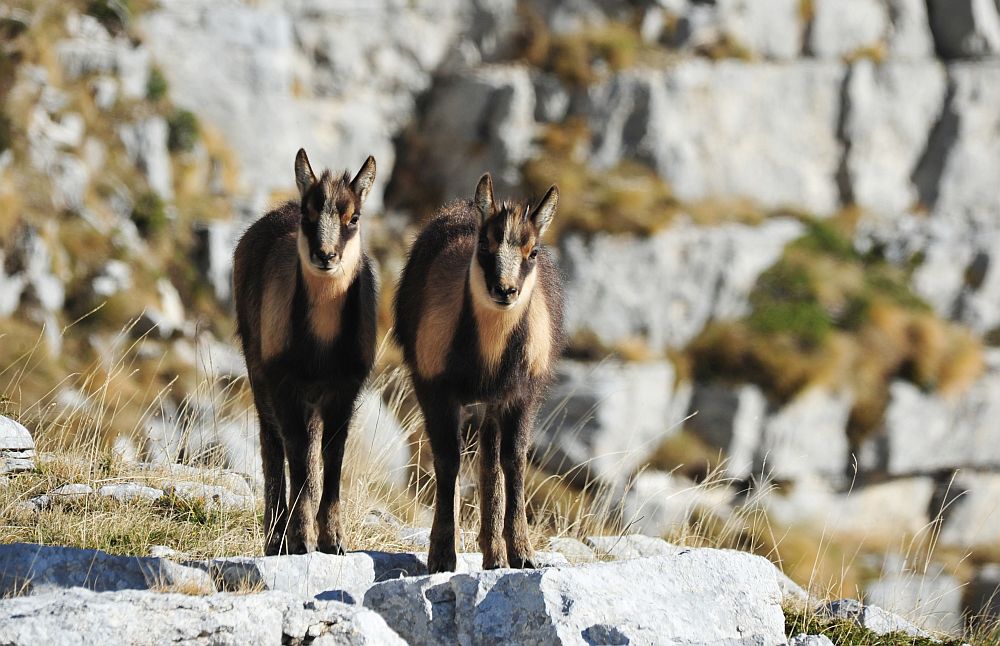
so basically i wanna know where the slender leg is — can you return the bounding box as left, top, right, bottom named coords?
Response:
left=317, top=394, right=357, bottom=554
left=250, top=377, right=288, bottom=556
left=416, top=383, right=462, bottom=574
left=279, top=400, right=320, bottom=554
left=478, top=412, right=507, bottom=568
left=499, top=399, right=537, bottom=569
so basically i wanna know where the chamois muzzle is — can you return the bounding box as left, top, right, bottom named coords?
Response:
left=490, top=284, right=519, bottom=308
left=311, top=248, right=340, bottom=271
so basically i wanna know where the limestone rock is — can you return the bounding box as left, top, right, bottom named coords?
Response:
left=534, top=360, right=690, bottom=486
left=0, top=588, right=404, bottom=645
left=932, top=63, right=1000, bottom=223
left=98, top=483, right=165, bottom=503
left=879, top=376, right=1000, bottom=476
left=808, top=0, right=889, bottom=59
left=717, top=0, right=802, bottom=60
left=865, top=568, right=963, bottom=634
left=351, top=389, right=411, bottom=490
left=938, top=471, right=1000, bottom=551
left=585, top=534, right=681, bottom=560
left=546, top=537, right=596, bottom=563
left=687, top=382, right=766, bottom=480
left=417, top=65, right=537, bottom=200
left=163, top=481, right=254, bottom=512
left=967, top=563, right=1000, bottom=620
left=559, top=217, right=804, bottom=352
left=90, top=260, right=133, bottom=298
left=886, top=0, right=936, bottom=59
left=0, top=416, right=35, bottom=475
left=844, top=60, right=948, bottom=217
left=49, top=483, right=94, bottom=500
left=757, top=388, right=852, bottom=483
left=620, top=470, right=734, bottom=537
left=364, top=549, right=786, bottom=646
left=0, top=543, right=214, bottom=596
left=926, top=0, right=1000, bottom=59
left=118, top=117, right=173, bottom=200
left=584, top=62, right=844, bottom=215
left=790, top=635, right=835, bottom=646
left=820, top=598, right=930, bottom=638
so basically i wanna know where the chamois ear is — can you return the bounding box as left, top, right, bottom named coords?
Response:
left=351, top=155, right=377, bottom=207
left=474, top=173, right=496, bottom=224
left=294, top=148, right=316, bottom=199
left=529, top=185, right=558, bottom=238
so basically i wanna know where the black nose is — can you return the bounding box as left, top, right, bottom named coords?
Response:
left=491, top=285, right=518, bottom=301
left=313, top=249, right=339, bottom=265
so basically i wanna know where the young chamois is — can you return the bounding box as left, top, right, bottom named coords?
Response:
left=233, top=149, right=377, bottom=555
left=394, top=174, right=564, bottom=573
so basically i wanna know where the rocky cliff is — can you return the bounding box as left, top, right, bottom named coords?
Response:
left=2, top=0, right=1000, bottom=640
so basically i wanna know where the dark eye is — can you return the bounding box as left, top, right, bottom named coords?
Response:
left=349, top=215, right=359, bottom=226
left=478, top=239, right=489, bottom=253
left=529, top=247, right=539, bottom=260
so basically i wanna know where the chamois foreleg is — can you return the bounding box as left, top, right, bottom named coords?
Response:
left=478, top=413, right=507, bottom=568
left=500, top=398, right=537, bottom=569
left=279, top=400, right=321, bottom=554
left=417, top=384, right=462, bottom=573
left=317, top=393, right=357, bottom=555
left=249, top=376, right=288, bottom=556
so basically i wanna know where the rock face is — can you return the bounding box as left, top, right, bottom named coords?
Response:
left=757, top=388, right=853, bottom=483
left=926, top=0, right=1000, bottom=59
left=0, top=416, right=36, bottom=475
left=938, top=471, right=1000, bottom=551
left=584, top=62, right=845, bottom=215
left=364, top=549, right=786, bottom=646
left=687, top=382, right=767, bottom=480
left=865, top=567, right=963, bottom=634
left=620, top=470, right=734, bottom=536
left=534, top=359, right=690, bottom=485
left=808, top=0, right=889, bottom=59
left=559, top=217, right=804, bottom=352
left=0, top=543, right=214, bottom=596
left=878, top=374, right=1000, bottom=476
left=0, top=589, right=405, bottom=646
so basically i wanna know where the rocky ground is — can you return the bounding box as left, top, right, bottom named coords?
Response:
left=3, top=0, right=1000, bottom=642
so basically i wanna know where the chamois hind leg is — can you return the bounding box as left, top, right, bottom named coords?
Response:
left=250, top=378, right=288, bottom=556
left=279, top=400, right=320, bottom=554
left=478, top=412, right=507, bottom=569
left=416, top=383, right=462, bottom=573
left=317, top=393, right=357, bottom=555
left=499, top=399, right=537, bottom=569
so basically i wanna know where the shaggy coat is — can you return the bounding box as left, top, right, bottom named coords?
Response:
left=233, top=149, right=377, bottom=555
left=394, top=174, right=565, bottom=572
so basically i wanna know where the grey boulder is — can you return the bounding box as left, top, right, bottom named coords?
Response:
left=0, top=416, right=35, bottom=475
left=364, top=549, right=786, bottom=646
left=0, top=588, right=404, bottom=646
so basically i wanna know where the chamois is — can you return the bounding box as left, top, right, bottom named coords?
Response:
left=394, top=173, right=564, bottom=573
left=233, top=149, right=378, bottom=555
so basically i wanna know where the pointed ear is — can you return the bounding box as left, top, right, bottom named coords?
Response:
left=351, top=155, right=377, bottom=207
left=530, top=185, right=558, bottom=237
left=294, top=148, right=316, bottom=198
left=474, top=173, right=495, bottom=224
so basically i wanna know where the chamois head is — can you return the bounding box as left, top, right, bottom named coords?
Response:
left=294, top=149, right=376, bottom=276
left=471, top=173, right=558, bottom=310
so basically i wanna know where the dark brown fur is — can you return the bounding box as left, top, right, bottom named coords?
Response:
left=394, top=174, right=565, bottom=572
left=233, top=150, right=377, bottom=555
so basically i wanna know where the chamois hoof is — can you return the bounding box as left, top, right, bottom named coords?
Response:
left=318, top=539, right=346, bottom=556
left=427, top=551, right=457, bottom=574
left=509, top=555, right=537, bottom=569
left=482, top=557, right=509, bottom=570
left=286, top=537, right=317, bottom=555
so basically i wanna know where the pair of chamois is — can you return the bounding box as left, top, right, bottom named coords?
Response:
left=233, top=149, right=564, bottom=572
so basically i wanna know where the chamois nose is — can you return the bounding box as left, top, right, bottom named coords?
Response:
left=491, top=284, right=518, bottom=304
left=313, top=248, right=339, bottom=267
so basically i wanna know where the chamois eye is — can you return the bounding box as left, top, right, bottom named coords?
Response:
left=529, top=247, right=539, bottom=260
left=478, top=239, right=489, bottom=253
left=349, top=214, right=359, bottom=226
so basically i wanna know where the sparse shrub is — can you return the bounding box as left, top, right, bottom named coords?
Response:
left=146, top=67, right=168, bottom=102
left=86, top=0, right=131, bottom=34
left=131, top=190, right=166, bottom=237
left=518, top=20, right=644, bottom=87
left=167, top=110, right=199, bottom=153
